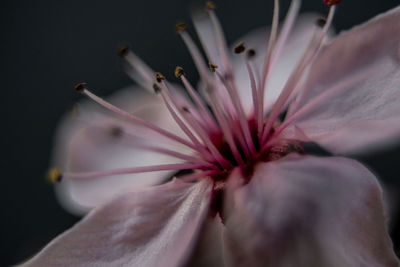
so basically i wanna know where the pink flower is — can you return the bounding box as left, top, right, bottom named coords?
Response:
left=22, top=1, right=400, bottom=266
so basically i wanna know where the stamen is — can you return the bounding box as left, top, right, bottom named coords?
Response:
left=133, top=143, right=216, bottom=169
left=181, top=107, right=232, bottom=168
left=109, top=126, right=124, bottom=138
left=174, top=22, right=186, bottom=33
left=316, top=17, right=327, bottom=28
left=206, top=92, right=246, bottom=166
left=63, top=163, right=206, bottom=180
left=206, top=3, right=234, bottom=83
left=75, top=83, right=197, bottom=150
left=213, top=68, right=257, bottom=154
left=177, top=67, right=218, bottom=130
left=119, top=45, right=155, bottom=90
left=261, top=5, right=336, bottom=144
left=208, top=62, right=218, bottom=73
left=247, top=49, right=256, bottom=58
left=47, top=168, right=63, bottom=183
left=258, top=0, right=280, bottom=137
left=155, top=72, right=166, bottom=83
left=243, top=54, right=260, bottom=128
left=177, top=28, right=214, bottom=87
left=234, top=44, right=261, bottom=132
left=74, top=82, right=86, bottom=93
left=205, top=1, right=216, bottom=11
left=156, top=79, right=213, bottom=159
left=233, top=42, right=246, bottom=54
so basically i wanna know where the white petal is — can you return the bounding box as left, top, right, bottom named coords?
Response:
left=21, top=179, right=213, bottom=267
left=52, top=87, right=190, bottom=214
left=223, top=155, right=398, bottom=266
left=283, top=6, right=400, bottom=155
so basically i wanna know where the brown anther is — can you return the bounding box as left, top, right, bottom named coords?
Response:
left=118, top=45, right=130, bottom=57
left=323, top=0, right=341, bottom=6
left=153, top=83, right=161, bottom=94
left=205, top=1, right=216, bottom=11
left=175, top=22, right=186, bottom=33
left=208, top=62, right=218, bottom=72
left=47, top=168, right=63, bottom=183
left=234, top=42, right=246, bottom=54
left=110, top=126, right=124, bottom=138
left=74, top=82, right=87, bottom=93
left=247, top=49, right=256, bottom=58
left=175, top=66, right=185, bottom=78
left=316, top=17, right=327, bottom=27
left=182, top=106, right=189, bottom=113
left=155, top=72, right=166, bottom=83
left=70, top=105, right=79, bottom=117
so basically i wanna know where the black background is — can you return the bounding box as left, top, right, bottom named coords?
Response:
left=1, top=0, right=399, bottom=265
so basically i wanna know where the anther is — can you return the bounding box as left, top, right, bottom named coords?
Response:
left=205, top=1, right=216, bottom=11
left=153, top=83, right=161, bottom=94
left=110, top=126, right=124, bottom=138
left=74, top=82, right=87, bottom=93
left=181, top=106, right=189, bottom=113
left=323, top=0, right=341, bottom=6
left=234, top=42, right=246, bottom=54
left=155, top=72, right=166, bottom=83
left=118, top=45, right=130, bottom=57
left=175, top=66, right=185, bottom=78
left=47, top=168, right=63, bottom=183
left=208, top=62, right=218, bottom=72
left=316, top=17, right=327, bottom=27
left=247, top=49, right=256, bottom=58
left=175, top=22, right=186, bottom=33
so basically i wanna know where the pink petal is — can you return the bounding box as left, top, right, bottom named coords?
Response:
left=232, top=15, right=324, bottom=114
left=283, top=6, right=400, bottom=155
left=53, top=87, right=189, bottom=214
left=223, top=155, right=398, bottom=266
left=21, top=178, right=213, bottom=267
left=185, top=217, right=225, bottom=267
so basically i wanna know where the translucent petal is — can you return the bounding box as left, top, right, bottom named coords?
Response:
left=52, top=87, right=190, bottom=214
left=224, top=155, right=398, bottom=266
left=283, top=6, right=400, bottom=155
left=21, top=179, right=212, bottom=267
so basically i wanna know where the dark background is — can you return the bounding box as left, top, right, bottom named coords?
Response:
left=1, top=0, right=399, bottom=265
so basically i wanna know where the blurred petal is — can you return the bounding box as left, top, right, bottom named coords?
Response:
left=22, top=178, right=213, bottom=267
left=52, top=87, right=190, bottom=214
left=224, top=155, right=398, bottom=266
left=283, top=6, right=400, bottom=155
left=185, top=217, right=225, bottom=267
left=232, top=15, right=322, bottom=113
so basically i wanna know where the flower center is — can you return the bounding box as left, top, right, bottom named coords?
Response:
left=48, top=1, right=336, bottom=205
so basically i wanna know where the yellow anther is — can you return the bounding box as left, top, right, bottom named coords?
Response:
left=47, top=168, right=63, bottom=183
left=205, top=1, right=216, bottom=11
left=155, top=72, right=166, bottom=83
left=174, top=66, right=185, bottom=78
left=175, top=22, right=186, bottom=33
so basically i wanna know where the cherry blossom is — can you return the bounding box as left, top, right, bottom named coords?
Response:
left=21, top=1, right=400, bottom=266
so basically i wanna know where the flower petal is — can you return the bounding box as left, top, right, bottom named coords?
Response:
left=185, top=217, right=225, bottom=267
left=223, top=155, right=399, bottom=266
left=52, top=87, right=190, bottom=214
left=283, top=6, right=400, bottom=154
left=231, top=15, right=326, bottom=114
left=21, top=178, right=213, bottom=267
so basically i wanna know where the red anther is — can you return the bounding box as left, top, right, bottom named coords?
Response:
left=323, top=0, right=341, bottom=6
